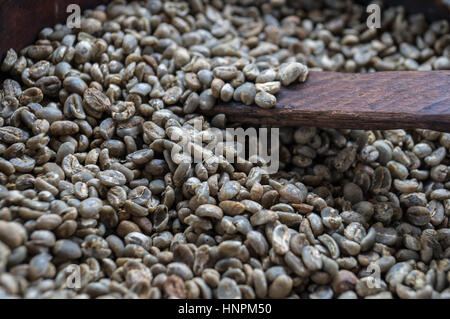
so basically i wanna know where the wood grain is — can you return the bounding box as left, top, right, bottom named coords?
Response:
left=203, top=71, right=450, bottom=131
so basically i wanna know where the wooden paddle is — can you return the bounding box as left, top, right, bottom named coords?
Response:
left=202, top=71, right=450, bottom=131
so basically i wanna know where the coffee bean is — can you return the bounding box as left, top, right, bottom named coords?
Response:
left=302, top=246, right=323, bottom=271
left=0, top=0, right=448, bottom=300
left=217, top=278, right=241, bottom=299
left=406, top=206, right=431, bottom=226
left=278, top=62, right=308, bottom=86
left=79, top=198, right=103, bottom=218
left=268, top=275, right=293, bottom=298
left=50, top=121, right=79, bottom=136
left=0, top=221, right=27, bottom=248
left=53, top=240, right=82, bottom=260
left=255, top=91, right=276, bottom=109
left=98, top=170, right=127, bottom=187
left=332, top=270, right=359, bottom=294
left=272, top=224, right=291, bottom=255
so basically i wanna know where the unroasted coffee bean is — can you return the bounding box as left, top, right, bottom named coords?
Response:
left=0, top=158, right=15, bottom=175
left=1, top=48, right=17, bottom=72
left=195, top=204, right=223, bottom=220
left=217, top=278, right=241, bottom=299
left=220, top=84, right=234, bottom=102
left=53, top=240, right=82, bottom=260
left=285, top=251, right=309, bottom=277
left=0, top=0, right=448, bottom=301
left=98, top=170, right=127, bottom=187
left=163, top=275, right=186, bottom=299
left=279, top=184, right=305, bottom=204
left=199, top=89, right=215, bottom=111
left=19, top=87, right=43, bottom=104
left=406, top=206, right=431, bottom=226
left=375, top=227, right=399, bottom=246
left=245, top=231, right=269, bottom=256
left=213, top=66, right=238, bottom=81
left=84, top=88, right=111, bottom=113
left=343, top=183, right=363, bottom=204
left=63, top=77, right=88, bottom=95
left=0, top=221, right=27, bottom=248
left=167, top=262, right=193, bottom=280
left=10, top=156, right=35, bottom=173
left=255, top=91, right=276, bottom=109
left=255, top=81, right=281, bottom=94
left=218, top=181, right=240, bottom=201
left=252, top=268, right=267, bottom=298
left=50, top=121, right=79, bottom=135
left=163, top=86, right=183, bottom=105
left=36, top=76, right=61, bottom=96
left=0, top=127, right=29, bottom=144
left=31, top=230, right=55, bottom=247
left=278, top=62, right=309, bottom=86
left=332, top=270, right=358, bottom=294
left=272, top=224, right=290, bottom=255
left=35, top=214, right=62, bottom=230
left=302, top=246, right=323, bottom=271
left=219, top=201, right=246, bottom=216
left=79, top=198, right=102, bottom=218
left=372, top=166, right=392, bottom=194
left=318, top=234, right=340, bottom=259
left=268, top=275, right=293, bottom=298
left=111, top=102, right=135, bottom=122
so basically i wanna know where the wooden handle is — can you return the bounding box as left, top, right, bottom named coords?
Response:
left=203, top=71, right=450, bottom=132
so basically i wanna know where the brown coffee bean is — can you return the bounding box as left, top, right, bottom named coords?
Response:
left=50, top=121, right=79, bottom=136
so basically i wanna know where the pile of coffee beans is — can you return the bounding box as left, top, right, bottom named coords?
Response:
left=0, top=0, right=449, bottom=299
